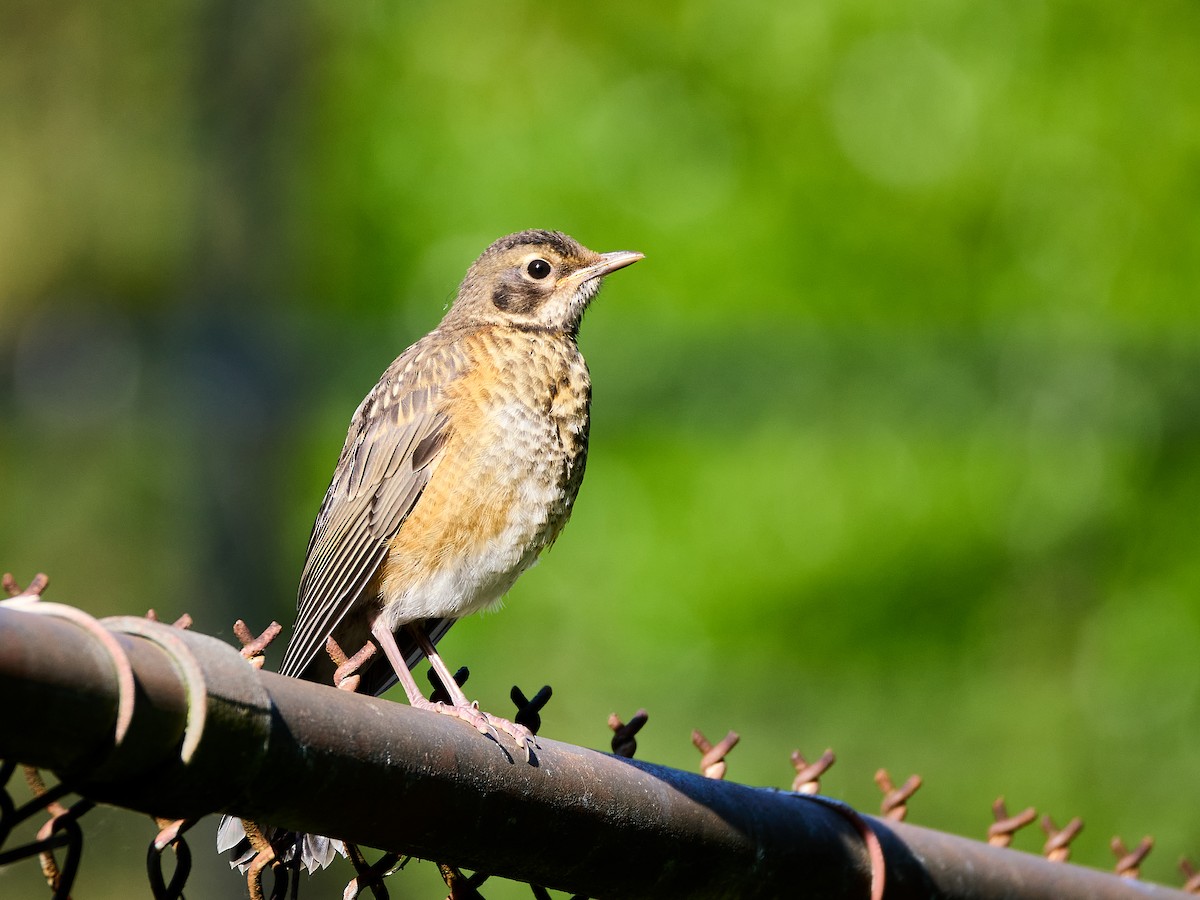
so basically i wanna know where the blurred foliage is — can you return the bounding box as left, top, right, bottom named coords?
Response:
left=2, top=0, right=1199, bottom=897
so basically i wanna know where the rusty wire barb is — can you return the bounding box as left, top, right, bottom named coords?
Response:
left=1112, top=835, right=1154, bottom=879
left=28, top=766, right=92, bottom=898
left=510, top=685, right=552, bottom=735
left=2, top=572, right=49, bottom=599
left=35, top=799, right=93, bottom=898
left=790, top=748, right=835, bottom=795
left=1041, top=814, right=1084, bottom=862
left=608, top=709, right=648, bottom=759
left=438, top=862, right=490, bottom=899
left=241, top=821, right=298, bottom=900
left=234, top=619, right=282, bottom=669
left=875, top=769, right=921, bottom=821
left=146, top=609, right=194, bottom=629
left=0, top=760, right=89, bottom=900
left=988, top=797, right=1037, bottom=848
left=147, top=817, right=194, bottom=900
left=692, top=729, right=739, bottom=780
left=324, top=635, right=376, bottom=691
left=342, top=843, right=405, bottom=899
left=1180, top=857, right=1200, bottom=894
left=22, top=766, right=69, bottom=819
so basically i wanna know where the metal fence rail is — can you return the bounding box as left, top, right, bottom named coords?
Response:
left=0, top=597, right=1193, bottom=899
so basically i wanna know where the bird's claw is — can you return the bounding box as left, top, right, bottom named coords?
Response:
left=485, top=713, right=537, bottom=761
left=425, top=700, right=537, bottom=761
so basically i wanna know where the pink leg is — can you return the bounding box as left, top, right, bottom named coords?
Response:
left=406, top=625, right=473, bottom=707
left=406, top=624, right=536, bottom=757
left=369, top=618, right=492, bottom=740
left=370, top=619, right=536, bottom=757
left=369, top=618, right=439, bottom=707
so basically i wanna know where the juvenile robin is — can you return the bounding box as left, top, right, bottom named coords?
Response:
left=218, top=229, right=641, bottom=872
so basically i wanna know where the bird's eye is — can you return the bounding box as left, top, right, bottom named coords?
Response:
left=526, top=258, right=552, bottom=279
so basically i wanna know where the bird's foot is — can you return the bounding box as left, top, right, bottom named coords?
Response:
left=415, top=698, right=537, bottom=761
left=478, top=710, right=538, bottom=761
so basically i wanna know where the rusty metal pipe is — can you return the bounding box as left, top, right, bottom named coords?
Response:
left=0, top=604, right=1190, bottom=899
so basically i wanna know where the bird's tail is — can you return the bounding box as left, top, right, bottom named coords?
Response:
left=216, top=617, right=455, bottom=875
left=216, top=814, right=345, bottom=874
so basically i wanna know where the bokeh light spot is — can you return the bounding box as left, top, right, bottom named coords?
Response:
left=830, top=32, right=977, bottom=188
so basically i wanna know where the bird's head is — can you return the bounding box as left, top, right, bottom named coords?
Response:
left=445, top=230, right=643, bottom=335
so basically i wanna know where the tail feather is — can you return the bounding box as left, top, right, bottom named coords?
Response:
left=216, top=814, right=345, bottom=874
left=216, top=616, right=455, bottom=874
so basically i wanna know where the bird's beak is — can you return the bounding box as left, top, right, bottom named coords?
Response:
left=567, top=250, right=644, bottom=288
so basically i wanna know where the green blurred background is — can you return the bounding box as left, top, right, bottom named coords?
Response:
left=2, top=1, right=1199, bottom=896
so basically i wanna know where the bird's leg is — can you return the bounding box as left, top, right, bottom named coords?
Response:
left=407, top=624, right=473, bottom=707
left=369, top=618, right=492, bottom=738
left=406, top=623, right=537, bottom=756
left=369, top=618, right=454, bottom=708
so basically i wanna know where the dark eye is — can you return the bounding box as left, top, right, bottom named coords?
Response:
left=526, top=258, right=552, bottom=279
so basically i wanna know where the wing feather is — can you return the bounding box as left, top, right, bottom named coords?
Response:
left=279, top=340, right=462, bottom=680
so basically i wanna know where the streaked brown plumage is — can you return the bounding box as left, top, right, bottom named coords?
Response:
left=218, top=229, right=641, bottom=873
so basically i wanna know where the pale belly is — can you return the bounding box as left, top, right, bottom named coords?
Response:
left=377, top=390, right=587, bottom=626
left=377, top=481, right=560, bottom=628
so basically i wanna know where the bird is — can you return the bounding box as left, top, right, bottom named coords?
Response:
left=217, top=229, right=642, bottom=874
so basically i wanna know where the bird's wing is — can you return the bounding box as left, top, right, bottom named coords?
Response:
left=278, top=339, right=462, bottom=680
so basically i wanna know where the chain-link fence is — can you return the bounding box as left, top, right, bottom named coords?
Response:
left=1, top=575, right=1196, bottom=899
